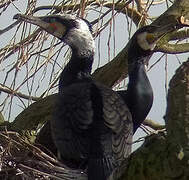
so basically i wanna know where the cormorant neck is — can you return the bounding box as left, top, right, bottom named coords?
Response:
left=59, top=51, right=94, bottom=92
left=127, top=60, right=153, bottom=133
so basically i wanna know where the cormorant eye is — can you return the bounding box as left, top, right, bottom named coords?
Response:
left=50, top=18, right=56, bottom=23
left=42, top=17, right=56, bottom=23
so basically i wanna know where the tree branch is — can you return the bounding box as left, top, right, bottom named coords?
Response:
left=143, top=119, right=165, bottom=130
left=0, top=20, right=20, bottom=36
left=0, top=84, right=40, bottom=101
left=0, top=0, right=18, bottom=9
left=169, top=29, right=189, bottom=41
left=156, top=42, right=189, bottom=54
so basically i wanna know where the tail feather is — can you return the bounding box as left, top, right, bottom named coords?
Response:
left=88, top=157, right=116, bottom=180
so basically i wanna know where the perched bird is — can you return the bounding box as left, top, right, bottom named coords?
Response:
left=14, top=14, right=133, bottom=179
left=13, top=13, right=182, bottom=180
left=118, top=24, right=181, bottom=133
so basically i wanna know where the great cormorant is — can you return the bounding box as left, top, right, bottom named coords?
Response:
left=13, top=13, right=182, bottom=180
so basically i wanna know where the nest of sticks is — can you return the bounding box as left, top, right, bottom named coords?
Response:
left=0, top=131, right=87, bottom=180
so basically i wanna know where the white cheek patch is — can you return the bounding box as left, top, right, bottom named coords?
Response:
left=77, top=19, right=91, bottom=34
left=65, top=19, right=95, bottom=56
left=137, top=32, right=156, bottom=50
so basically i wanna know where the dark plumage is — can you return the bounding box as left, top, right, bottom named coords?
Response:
left=13, top=13, right=183, bottom=180
left=52, top=44, right=133, bottom=178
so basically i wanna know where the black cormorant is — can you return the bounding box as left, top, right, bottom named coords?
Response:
left=13, top=13, right=182, bottom=180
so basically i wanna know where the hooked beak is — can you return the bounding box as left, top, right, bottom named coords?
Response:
left=13, top=14, right=67, bottom=39
left=13, top=14, right=49, bottom=30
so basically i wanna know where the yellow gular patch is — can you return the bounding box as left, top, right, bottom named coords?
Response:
left=180, top=16, right=189, bottom=26
left=146, top=33, right=156, bottom=44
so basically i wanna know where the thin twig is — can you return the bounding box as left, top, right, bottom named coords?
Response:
left=0, top=21, right=21, bottom=36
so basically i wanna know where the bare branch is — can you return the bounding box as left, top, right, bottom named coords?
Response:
left=143, top=119, right=165, bottom=130
left=0, top=21, right=20, bottom=36
left=141, top=0, right=166, bottom=5
left=156, top=42, right=189, bottom=54
left=0, top=84, right=40, bottom=101
left=168, top=29, right=189, bottom=41
left=0, top=0, right=17, bottom=9
left=0, top=29, right=40, bottom=61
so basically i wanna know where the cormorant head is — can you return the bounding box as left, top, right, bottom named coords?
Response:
left=128, top=24, right=179, bottom=64
left=13, top=14, right=95, bottom=57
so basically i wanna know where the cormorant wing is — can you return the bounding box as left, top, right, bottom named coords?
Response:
left=51, top=81, right=94, bottom=162
left=96, top=83, right=133, bottom=165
